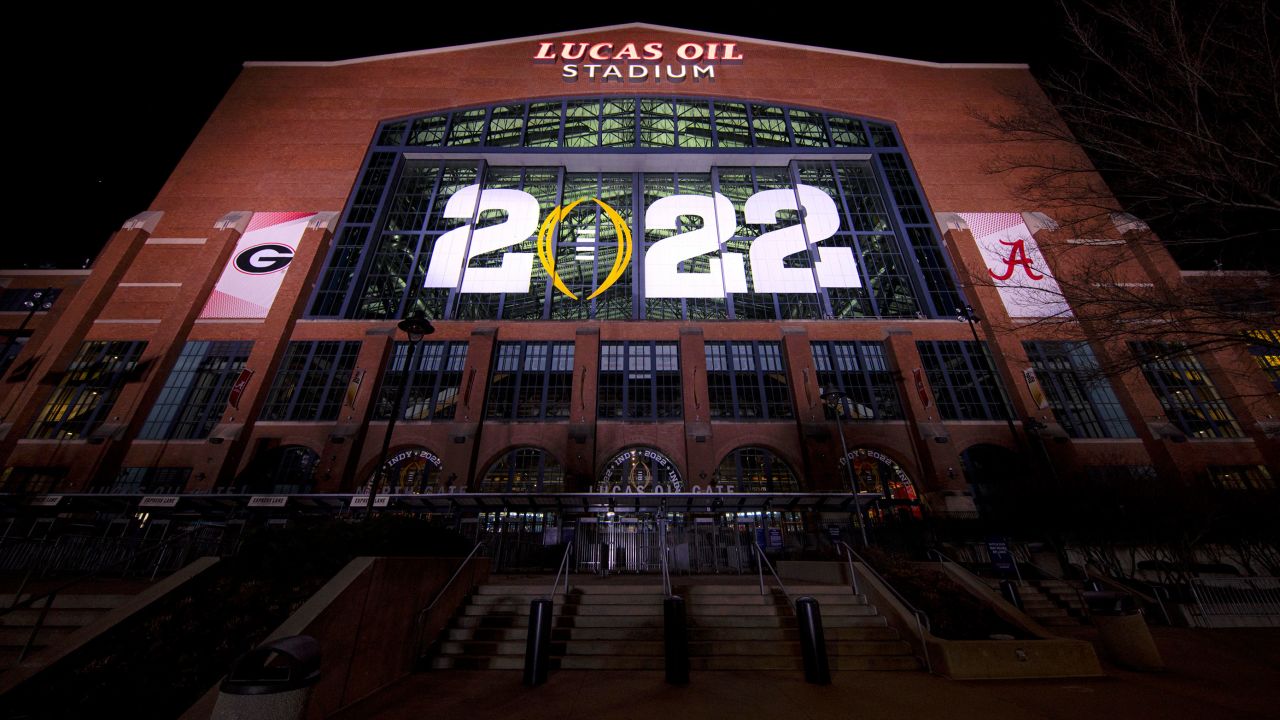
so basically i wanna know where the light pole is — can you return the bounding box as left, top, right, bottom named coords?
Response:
left=955, top=304, right=1022, bottom=450
left=0, top=288, right=52, bottom=375
left=820, top=388, right=870, bottom=547
left=366, top=311, right=435, bottom=518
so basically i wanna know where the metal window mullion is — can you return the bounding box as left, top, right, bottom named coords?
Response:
left=541, top=168, right=565, bottom=321
left=312, top=149, right=385, bottom=318
left=478, top=106, right=494, bottom=146
left=401, top=164, right=450, bottom=318
left=444, top=160, right=488, bottom=321
left=868, top=153, right=932, bottom=317
left=782, top=108, right=796, bottom=147
left=893, top=141, right=965, bottom=317
left=342, top=153, right=406, bottom=319
left=828, top=161, right=877, bottom=317
left=787, top=161, right=833, bottom=318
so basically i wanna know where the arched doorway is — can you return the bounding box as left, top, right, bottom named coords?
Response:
left=716, top=447, right=799, bottom=492
left=239, top=445, right=318, bottom=493
left=839, top=448, right=922, bottom=521
left=478, top=447, right=564, bottom=492
left=962, top=443, right=1024, bottom=520
left=371, top=447, right=445, bottom=493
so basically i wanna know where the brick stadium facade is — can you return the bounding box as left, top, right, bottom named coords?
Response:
left=1, top=25, right=1276, bottom=541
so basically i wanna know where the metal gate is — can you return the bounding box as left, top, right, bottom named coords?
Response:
left=574, top=516, right=755, bottom=575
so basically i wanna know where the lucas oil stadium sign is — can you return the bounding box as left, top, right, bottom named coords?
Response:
left=534, top=40, right=743, bottom=82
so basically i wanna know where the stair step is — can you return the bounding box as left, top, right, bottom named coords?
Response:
left=445, top=627, right=662, bottom=642
left=682, top=640, right=911, bottom=657
left=683, top=626, right=898, bottom=641
left=468, top=594, right=666, bottom=606
left=821, top=616, right=891, bottom=628
left=461, top=604, right=662, bottom=617
left=0, top=609, right=106, bottom=627
left=558, top=656, right=664, bottom=670
left=0, top=594, right=131, bottom=610
left=831, top=655, right=921, bottom=671
left=0, top=626, right=76, bottom=646
left=428, top=655, right=528, bottom=670
left=451, top=614, right=664, bottom=629
left=473, top=585, right=663, bottom=595
left=689, top=656, right=801, bottom=671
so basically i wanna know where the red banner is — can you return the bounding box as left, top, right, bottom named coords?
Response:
left=228, top=369, right=254, bottom=410
left=913, top=368, right=931, bottom=408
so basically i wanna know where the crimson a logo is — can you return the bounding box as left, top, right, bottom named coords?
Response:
left=234, top=243, right=294, bottom=275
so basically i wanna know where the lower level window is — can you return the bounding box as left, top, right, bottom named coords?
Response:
left=28, top=341, right=147, bottom=440
left=1131, top=342, right=1242, bottom=439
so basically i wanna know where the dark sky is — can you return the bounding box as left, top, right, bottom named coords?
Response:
left=14, top=3, right=1064, bottom=269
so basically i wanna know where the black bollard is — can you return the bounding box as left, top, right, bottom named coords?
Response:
left=795, top=596, right=830, bottom=685
left=664, top=595, right=690, bottom=685
left=999, top=579, right=1023, bottom=610
left=523, top=599, right=554, bottom=686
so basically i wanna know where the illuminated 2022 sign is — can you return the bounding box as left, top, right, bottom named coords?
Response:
left=533, top=41, right=743, bottom=82
left=422, top=184, right=863, bottom=300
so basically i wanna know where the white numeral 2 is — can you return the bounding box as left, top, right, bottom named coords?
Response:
left=423, top=184, right=539, bottom=293
left=644, top=193, right=747, bottom=298
left=745, top=184, right=860, bottom=293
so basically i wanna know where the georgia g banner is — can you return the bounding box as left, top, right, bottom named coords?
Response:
left=199, top=212, right=315, bottom=319
left=953, top=212, right=1071, bottom=319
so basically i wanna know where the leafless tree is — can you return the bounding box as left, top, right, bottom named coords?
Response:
left=968, top=0, right=1280, bottom=387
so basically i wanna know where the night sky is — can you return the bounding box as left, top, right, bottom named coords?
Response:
left=14, top=3, right=1064, bottom=269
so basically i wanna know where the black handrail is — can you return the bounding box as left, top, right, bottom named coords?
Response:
left=842, top=542, right=932, bottom=673
left=2, top=522, right=214, bottom=663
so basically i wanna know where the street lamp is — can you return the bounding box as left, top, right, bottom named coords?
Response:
left=1, top=288, right=52, bottom=375
left=366, top=311, right=435, bottom=518
left=819, top=388, right=870, bottom=547
left=955, top=304, right=1022, bottom=450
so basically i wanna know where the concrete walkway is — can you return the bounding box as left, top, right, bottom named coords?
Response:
left=334, top=627, right=1280, bottom=720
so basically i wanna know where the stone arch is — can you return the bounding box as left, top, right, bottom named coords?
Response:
left=364, top=445, right=447, bottom=494
left=961, top=443, right=1024, bottom=517
left=237, top=444, right=319, bottom=493
left=597, top=446, right=684, bottom=492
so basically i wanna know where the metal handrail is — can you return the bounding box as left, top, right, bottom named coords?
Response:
left=1008, top=550, right=1095, bottom=618
left=422, top=542, right=486, bottom=615
left=659, top=522, right=672, bottom=597
left=929, top=548, right=1006, bottom=595
left=835, top=541, right=861, bottom=596
left=844, top=543, right=931, bottom=673
left=547, top=541, right=574, bottom=601
left=929, top=547, right=1090, bottom=617
left=2, top=521, right=213, bottom=663
left=1, top=522, right=211, bottom=617
left=751, top=542, right=793, bottom=607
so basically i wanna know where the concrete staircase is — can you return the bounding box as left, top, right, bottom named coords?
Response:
left=982, top=578, right=1088, bottom=627
left=428, top=582, right=667, bottom=670
left=684, top=583, right=920, bottom=671
left=0, top=593, right=134, bottom=670
left=427, top=579, right=919, bottom=672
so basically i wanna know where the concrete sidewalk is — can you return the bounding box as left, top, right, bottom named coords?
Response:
left=334, top=627, right=1279, bottom=720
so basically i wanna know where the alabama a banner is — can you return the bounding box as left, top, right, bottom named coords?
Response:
left=199, top=212, right=315, bottom=319
left=946, top=212, right=1071, bottom=319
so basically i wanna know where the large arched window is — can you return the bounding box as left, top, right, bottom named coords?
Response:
left=308, top=97, right=962, bottom=323
left=478, top=447, right=564, bottom=493
left=716, top=447, right=800, bottom=492
left=239, top=445, right=318, bottom=494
